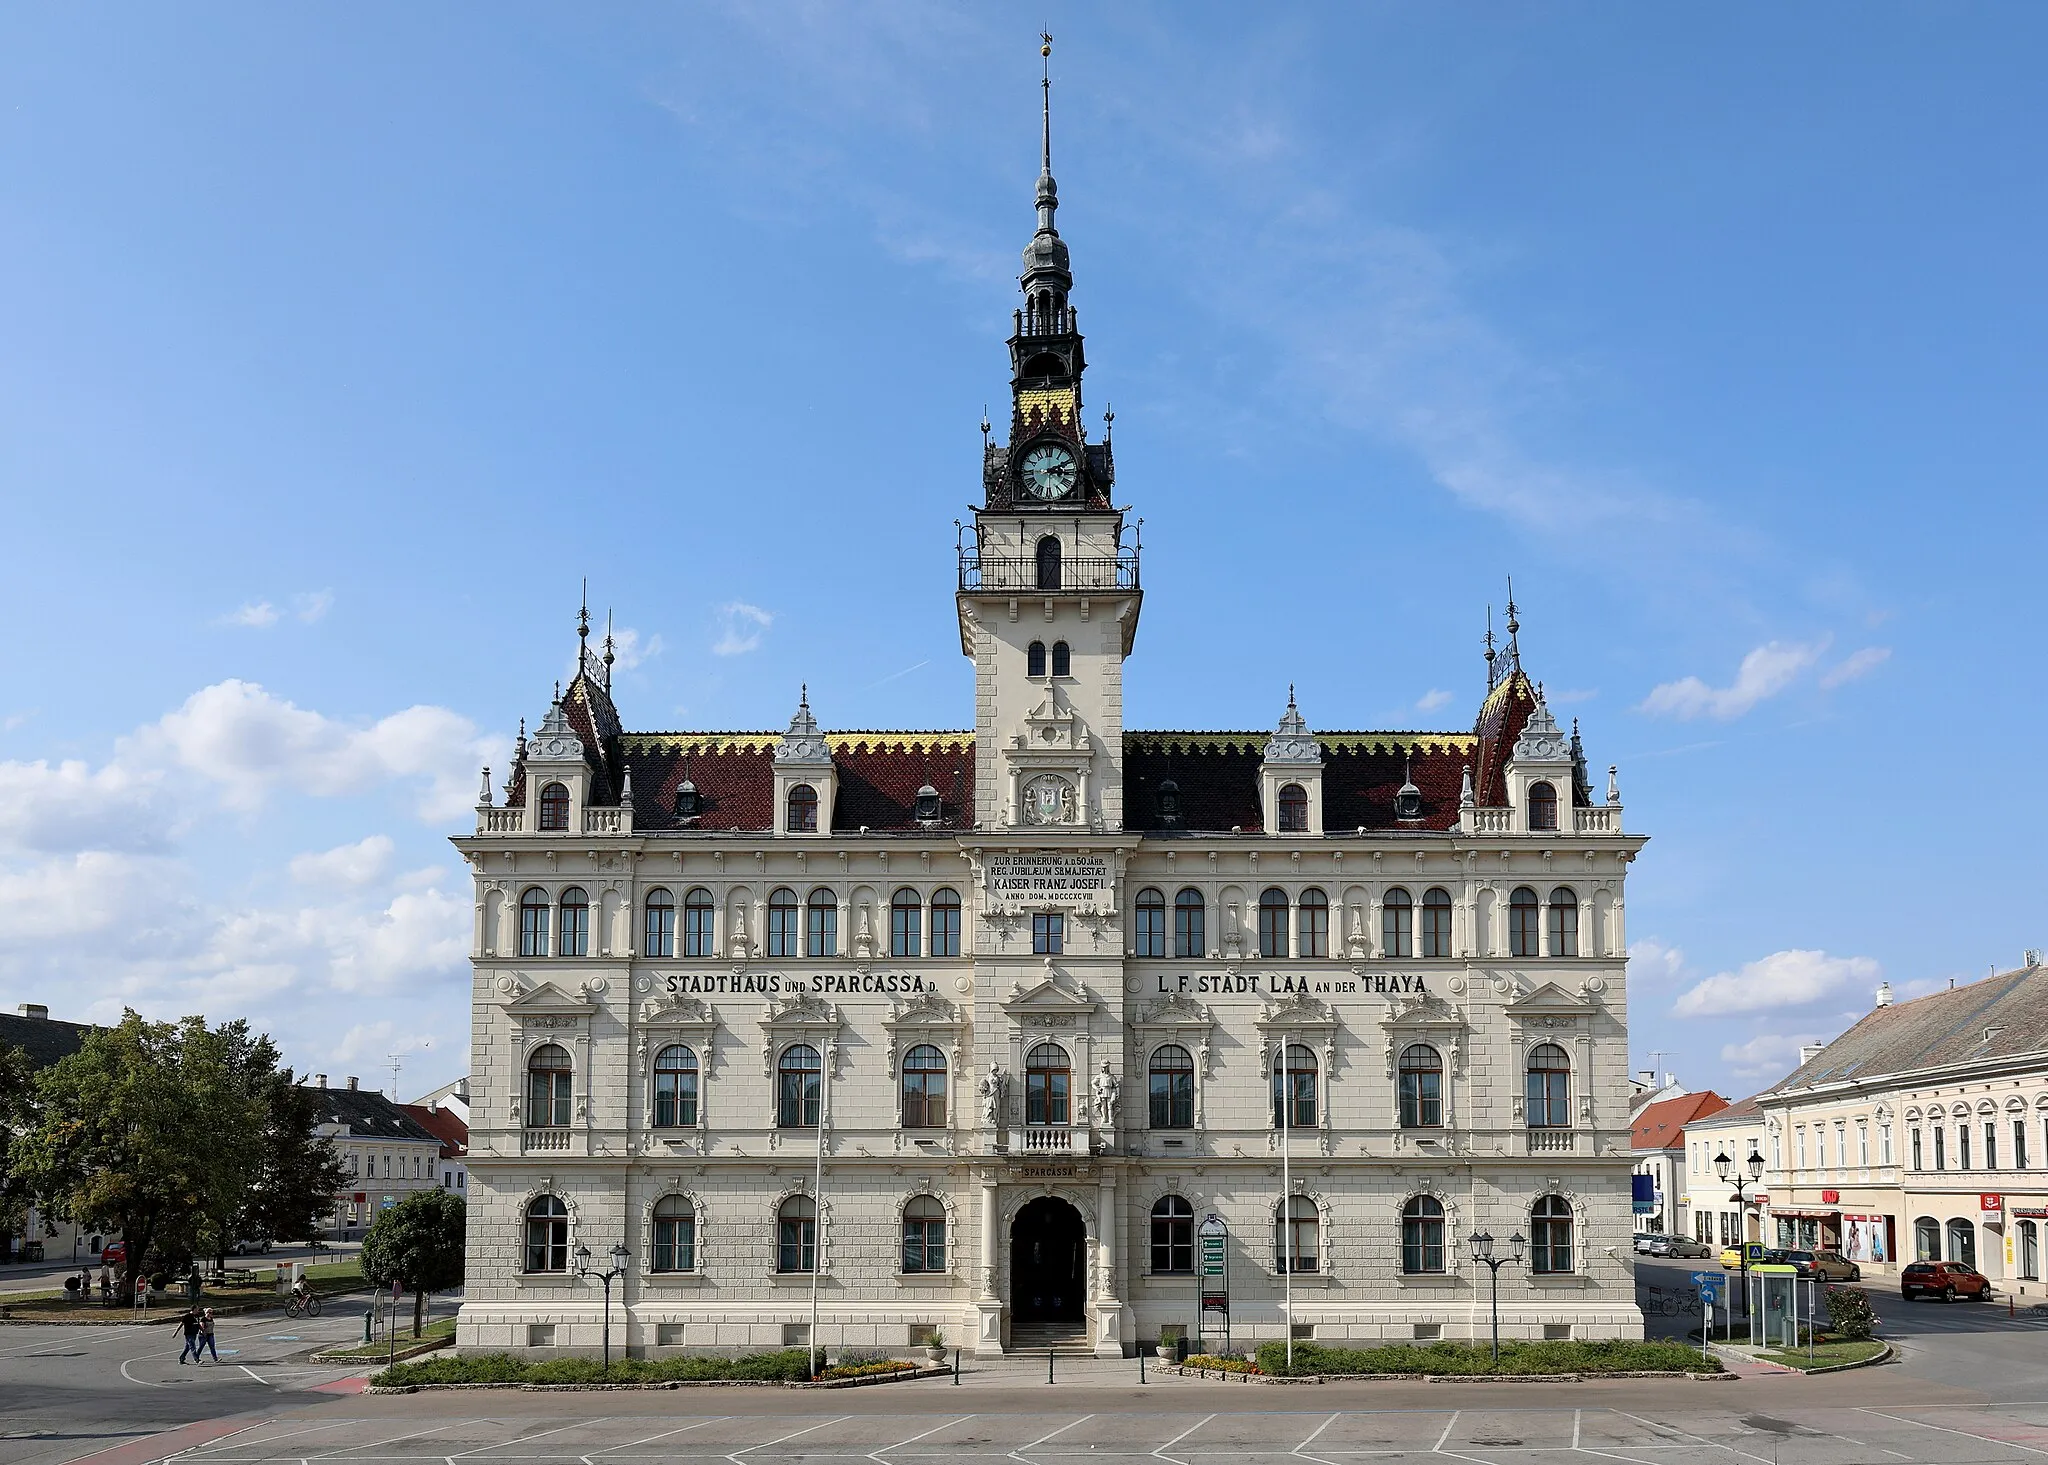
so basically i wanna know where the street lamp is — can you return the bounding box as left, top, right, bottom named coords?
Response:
left=575, top=1242, right=631, bottom=1378
left=1714, top=1147, right=1767, bottom=1331
left=1467, top=1229, right=1525, bottom=1365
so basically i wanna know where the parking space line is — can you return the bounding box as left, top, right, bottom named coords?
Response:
left=307, top=1419, right=475, bottom=1458
left=592, top=1417, right=729, bottom=1454
left=1013, top=1414, right=1093, bottom=1459
left=871, top=1414, right=973, bottom=1463
left=1152, top=1412, right=1215, bottom=1464
left=1293, top=1412, right=1340, bottom=1460
left=1859, top=1408, right=2048, bottom=1459
left=727, top=1414, right=851, bottom=1463
left=452, top=1421, right=599, bottom=1459
left=182, top=1419, right=360, bottom=1458
left=1610, top=1410, right=1771, bottom=1465
left=1433, top=1412, right=1461, bottom=1452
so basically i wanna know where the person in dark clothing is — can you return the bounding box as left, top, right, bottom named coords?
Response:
left=197, top=1308, right=219, bottom=1363
left=177, top=1309, right=201, bottom=1364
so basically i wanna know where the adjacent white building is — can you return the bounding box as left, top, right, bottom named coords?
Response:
left=453, top=88, right=1651, bottom=1359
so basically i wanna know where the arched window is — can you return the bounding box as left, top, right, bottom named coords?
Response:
left=1297, top=888, right=1329, bottom=958
left=1421, top=888, right=1453, bottom=959
left=890, top=888, right=922, bottom=957
left=1382, top=888, right=1413, bottom=958
left=767, top=888, right=800, bottom=958
left=1272, top=1043, right=1318, bottom=1129
left=653, top=1045, right=698, bottom=1128
left=643, top=888, right=675, bottom=959
left=683, top=888, right=715, bottom=957
left=652, top=1196, right=696, bottom=1272
left=519, top=888, right=550, bottom=958
left=1025, top=1042, right=1071, bottom=1126
left=1526, top=1043, right=1570, bottom=1128
left=1275, top=1195, right=1319, bottom=1273
left=1151, top=1195, right=1194, bottom=1274
left=538, top=782, right=570, bottom=831
left=1399, top=1044, right=1443, bottom=1128
left=1051, top=641, right=1071, bottom=677
left=1174, top=888, right=1206, bottom=958
left=1401, top=1195, right=1446, bottom=1273
left=1035, top=535, right=1061, bottom=591
left=803, top=888, right=836, bottom=957
left=526, top=1044, right=572, bottom=1128
left=777, top=1044, right=821, bottom=1128
left=1528, top=780, right=1558, bottom=832
left=901, top=1044, right=947, bottom=1128
left=786, top=784, right=819, bottom=834
left=777, top=1195, right=817, bottom=1273
left=1258, top=888, right=1289, bottom=958
left=1149, top=1044, right=1195, bottom=1129
left=902, top=1197, right=946, bottom=1273
left=1947, top=1217, right=1977, bottom=1267
left=1027, top=641, right=1047, bottom=678
left=1914, top=1216, right=1941, bottom=1261
left=1134, top=888, right=1166, bottom=958
left=558, top=886, right=590, bottom=957
left=1509, top=887, right=1541, bottom=957
left=930, top=888, right=962, bottom=957
left=1278, top=783, right=1308, bottom=832
left=1548, top=888, right=1579, bottom=957
left=524, top=1194, right=569, bottom=1272
left=1531, top=1195, right=1574, bottom=1273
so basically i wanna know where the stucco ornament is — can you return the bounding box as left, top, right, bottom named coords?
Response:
left=979, top=1063, right=1007, bottom=1127
left=1021, top=773, right=1075, bottom=825
left=1091, top=1061, right=1120, bottom=1126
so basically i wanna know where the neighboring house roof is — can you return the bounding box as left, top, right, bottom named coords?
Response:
left=0, top=1009, right=94, bottom=1070
left=1687, top=1094, right=1765, bottom=1128
left=1768, top=963, right=2048, bottom=1094
left=1632, top=1090, right=1729, bottom=1151
left=310, top=1085, right=442, bottom=1145
left=1123, top=733, right=1476, bottom=833
left=400, top=1103, right=469, bottom=1160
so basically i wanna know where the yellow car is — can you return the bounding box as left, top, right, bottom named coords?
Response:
left=1717, top=1246, right=1746, bottom=1269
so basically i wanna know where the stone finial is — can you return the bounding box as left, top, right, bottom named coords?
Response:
left=1262, top=686, right=1322, bottom=766
left=1459, top=763, right=1475, bottom=810
left=1606, top=764, right=1621, bottom=806
left=619, top=766, right=634, bottom=809
left=477, top=767, right=493, bottom=808
left=775, top=685, right=832, bottom=767
left=1510, top=689, right=1569, bottom=765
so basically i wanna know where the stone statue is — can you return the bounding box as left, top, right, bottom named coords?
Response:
left=979, top=1062, right=1006, bottom=1128
left=1091, top=1061, right=1120, bottom=1126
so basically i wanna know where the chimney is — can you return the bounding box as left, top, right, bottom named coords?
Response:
left=2026, top=950, right=2042, bottom=970
left=346, top=1076, right=359, bottom=1091
left=1799, top=1043, right=1826, bottom=1064
left=16, top=1003, right=48, bottom=1020
left=312, top=1073, right=328, bottom=1089
left=1664, top=1071, right=1676, bottom=1088
left=1875, top=981, right=1893, bottom=1008
left=1636, top=1069, right=1655, bottom=1087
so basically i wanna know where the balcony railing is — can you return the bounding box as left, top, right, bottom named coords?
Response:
left=1574, top=806, right=1624, bottom=834
left=1467, top=807, right=1513, bottom=834
left=1526, top=1127, right=1578, bottom=1155
left=479, top=807, right=525, bottom=834
left=959, top=551, right=1139, bottom=594
left=523, top=1128, right=572, bottom=1153
left=583, top=806, right=630, bottom=835
left=1010, top=1126, right=1088, bottom=1155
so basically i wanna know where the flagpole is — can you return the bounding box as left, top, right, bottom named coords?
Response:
left=809, top=1049, right=829, bottom=1377
left=1282, top=1031, right=1293, bottom=1372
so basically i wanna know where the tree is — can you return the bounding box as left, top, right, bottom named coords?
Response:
left=0, top=1042, right=38, bottom=1247
left=241, top=1067, right=349, bottom=1245
left=11, top=1012, right=336, bottom=1299
left=361, top=1189, right=466, bottom=1336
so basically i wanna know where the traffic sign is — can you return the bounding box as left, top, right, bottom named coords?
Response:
left=1698, top=1285, right=1719, bottom=1305
left=1690, top=1271, right=1718, bottom=1286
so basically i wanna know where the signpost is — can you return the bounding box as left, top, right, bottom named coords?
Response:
left=1198, top=1214, right=1229, bottom=1356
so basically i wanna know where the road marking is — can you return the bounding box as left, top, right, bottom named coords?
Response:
left=1153, top=1412, right=1215, bottom=1464
left=0, top=1326, right=147, bottom=1356
left=1433, top=1412, right=1461, bottom=1452
left=727, top=1414, right=851, bottom=1463
left=584, top=1417, right=728, bottom=1453
left=301, top=1419, right=471, bottom=1458
left=115, top=1357, right=168, bottom=1389
left=1859, top=1408, right=2048, bottom=1458
left=451, top=1421, right=596, bottom=1459
left=1294, top=1412, right=1341, bottom=1456
left=1573, top=1411, right=1582, bottom=1450
left=237, top=1364, right=267, bottom=1384
left=1013, top=1414, right=1094, bottom=1461
left=871, top=1414, right=973, bottom=1463
left=1610, top=1410, right=1773, bottom=1465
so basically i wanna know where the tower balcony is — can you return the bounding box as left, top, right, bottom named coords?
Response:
left=958, top=548, right=1139, bottom=594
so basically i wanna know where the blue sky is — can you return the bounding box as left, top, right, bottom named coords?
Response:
left=1, top=4, right=2042, bottom=1101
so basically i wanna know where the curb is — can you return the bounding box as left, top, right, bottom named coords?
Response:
left=1753, top=1341, right=1894, bottom=1376
left=0, top=1283, right=369, bottom=1327
left=368, top=1364, right=948, bottom=1394
left=311, top=1336, right=454, bottom=1365
left=1165, top=1366, right=1732, bottom=1385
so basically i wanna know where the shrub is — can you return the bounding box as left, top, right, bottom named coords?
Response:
left=1253, top=1338, right=1720, bottom=1377
left=372, top=1347, right=816, bottom=1388
left=823, top=1359, right=918, bottom=1380
left=1824, top=1285, right=1876, bottom=1341
left=1183, top=1353, right=1260, bottom=1373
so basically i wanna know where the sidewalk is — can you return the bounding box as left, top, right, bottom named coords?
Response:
left=1707, top=1343, right=1801, bottom=1378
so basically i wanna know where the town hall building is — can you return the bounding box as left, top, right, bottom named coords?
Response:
left=454, top=74, right=1648, bottom=1358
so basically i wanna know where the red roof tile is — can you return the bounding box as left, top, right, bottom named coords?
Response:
left=1632, top=1091, right=1730, bottom=1151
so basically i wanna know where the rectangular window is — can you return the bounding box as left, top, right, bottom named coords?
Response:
left=1032, top=912, right=1064, bottom=955
left=683, top=897, right=714, bottom=958
left=1935, top=1125, right=1946, bottom=1170
left=1881, top=1123, right=1893, bottom=1165
left=1771, top=1133, right=1782, bottom=1170
left=2018, top=1120, right=2030, bottom=1171
left=1857, top=1123, right=1868, bottom=1166
left=1135, top=899, right=1165, bottom=959
left=519, top=902, right=549, bottom=958
left=1987, top=1122, right=1998, bottom=1171
left=806, top=902, right=837, bottom=957
left=1911, top=1126, right=1922, bottom=1170
left=1960, top=1125, right=1972, bottom=1170
left=1258, top=899, right=1287, bottom=959
left=1835, top=1124, right=1846, bottom=1168
left=767, top=901, right=798, bottom=958
left=891, top=900, right=920, bottom=958
left=930, top=897, right=961, bottom=957
left=1297, top=899, right=1328, bottom=959
left=1382, top=899, right=1412, bottom=959
left=1795, top=1128, right=1806, bottom=1169
left=1174, top=898, right=1204, bottom=959
left=644, top=900, right=675, bottom=959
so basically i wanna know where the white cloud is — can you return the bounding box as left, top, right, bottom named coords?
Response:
left=712, top=602, right=774, bottom=657
left=1721, top=1031, right=1829, bottom=1083
left=0, top=756, right=170, bottom=855
left=1674, top=948, right=1881, bottom=1017
left=221, top=601, right=280, bottom=628
left=0, top=852, right=186, bottom=943
left=290, top=835, right=394, bottom=887
left=599, top=626, right=664, bottom=674
left=1628, top=938, right=1690, bottom=986
left=293, top=590, right=335, bottom=624
left=1415, top=689, right=1453, bottom=713
left=1819, top=646, right=1891, bottom=690
left=1637, top=639, right=1829, bottom=721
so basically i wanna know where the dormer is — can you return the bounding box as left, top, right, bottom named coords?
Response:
left=1505, top=688, right=1572, bottom=834
left=524, top=695, right=591, bottom=835
left=772, top=688, right=836, bottom=838
left=1259, top=688, right=1323, bottom=835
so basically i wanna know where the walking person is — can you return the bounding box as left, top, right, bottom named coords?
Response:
left=177, top=1308, right=200, bottom=1364
left=197, top=1307, right=219, bottom=1364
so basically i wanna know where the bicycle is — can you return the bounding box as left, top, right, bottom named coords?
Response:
left=283, top=1291, right=322, bottom=1319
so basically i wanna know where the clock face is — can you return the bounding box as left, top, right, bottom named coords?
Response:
left=1019, top=443, right=1079, bottom=500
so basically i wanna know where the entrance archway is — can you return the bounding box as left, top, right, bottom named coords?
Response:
left=1011, top=1195, right=1087, bottom=1329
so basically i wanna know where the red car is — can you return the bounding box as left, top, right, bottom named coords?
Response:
left=1901, top=1260, right=1990, bottom=1302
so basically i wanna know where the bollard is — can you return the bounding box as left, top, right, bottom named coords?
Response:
left=363, top=1308, right=373, bottom=1345
left=1140, top=1345, right=1146, bottom=1384
left=952, top=1347, right=959, bottom=1385
left=1048, top=1347, right=1055, bottom=1384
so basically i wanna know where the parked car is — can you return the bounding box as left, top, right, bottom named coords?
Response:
left=1633, top=1233, right=1670, bottom=1255
left=1717, top=1245, right=1750, bottom=1269
left=228, top=1235, right=272, bottom=1256
left=1790, top=1249, right=1862, bottom=1282
left=1661, top=1235, right=1715, bottom=1259
left=1901, top=1260, right=1990, bottom=1302
left=99, top=1241, right=126, bottom=1268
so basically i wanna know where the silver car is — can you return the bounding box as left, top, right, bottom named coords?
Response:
left=1658, top=1235, right=1715, bottom=1259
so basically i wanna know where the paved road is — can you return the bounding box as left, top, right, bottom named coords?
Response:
left=0, top=1245, right=361, bottom=1298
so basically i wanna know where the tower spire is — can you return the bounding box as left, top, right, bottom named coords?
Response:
left=1041, top=31, right=1053, bottom=178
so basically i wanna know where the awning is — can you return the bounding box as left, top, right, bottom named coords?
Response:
left=1769, top=1207, right=1841, bottom=1220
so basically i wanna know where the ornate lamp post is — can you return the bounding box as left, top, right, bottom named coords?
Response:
left=1714, top=1147, right=1767, bottom=1328
left=1467, top=1229, right=1525, bottom=1365
left=575, top=1242, right=630, bottom=1378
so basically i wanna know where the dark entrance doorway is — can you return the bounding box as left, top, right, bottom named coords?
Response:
left=1011, top=1196, right=1086, bottom=1326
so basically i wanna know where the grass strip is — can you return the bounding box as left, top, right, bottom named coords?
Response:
left=1254, top=1339, right=1725, bottom=1377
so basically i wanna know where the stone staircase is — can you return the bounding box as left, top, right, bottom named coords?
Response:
left=1008, top=1320, right=1094, bottom=1354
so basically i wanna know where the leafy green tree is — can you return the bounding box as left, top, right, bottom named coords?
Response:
left=361, top=1189, right=466, bottom=1336
left=12, top=1012, right=333, bottom=1298
left=0, top=1042, right=38, bottom=1245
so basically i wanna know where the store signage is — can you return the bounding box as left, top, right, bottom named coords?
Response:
left=663, top=970, right=938, bottom=997
left=1153, top=970, right=1430, bottom=998
left=1981, top=1192, right=2004, bottom=1218
left=1632, top=1175, right=1658, bottom=1215
left=1199, top=1214, right=1229, bottom=1314
left=984, top=852, right=1114, bottom=915
left=1820, top=1189, right=1839, bottom=1203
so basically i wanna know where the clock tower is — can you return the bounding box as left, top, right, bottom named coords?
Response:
left=957, top=48, right=1139, bottom=832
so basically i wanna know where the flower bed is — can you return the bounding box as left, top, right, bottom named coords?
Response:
left=373, top=1348, right=817, bottom=1388
left=1252, top=1339, right=1724, bottom=1378
left=1183, top=1354, right=1261, bottom=1374
left=821, top=1359, right=921, bottom=1381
